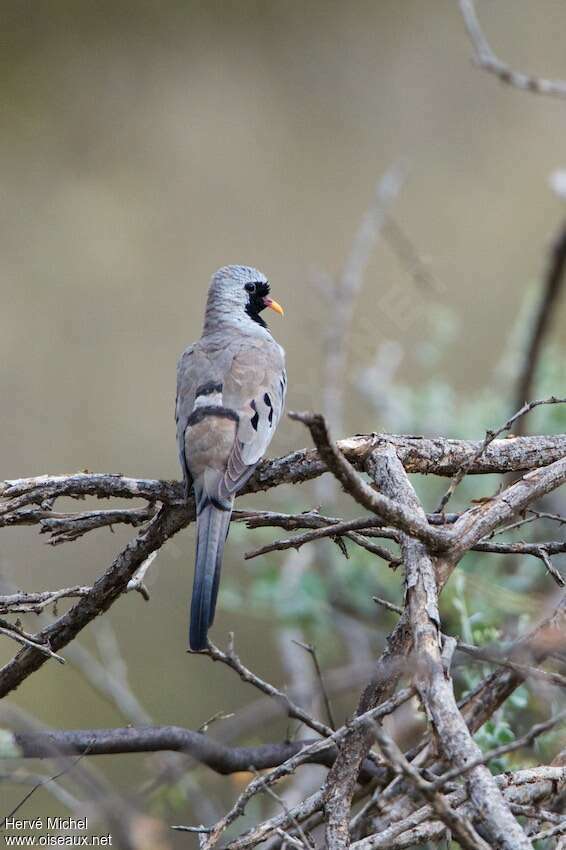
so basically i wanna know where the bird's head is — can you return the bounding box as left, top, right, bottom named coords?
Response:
left=205, top=265, right=284, bottom=331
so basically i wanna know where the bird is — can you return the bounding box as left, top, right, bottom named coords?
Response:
left=176, top=265, right=286, bottom=651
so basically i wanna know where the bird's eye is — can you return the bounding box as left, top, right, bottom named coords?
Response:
left=244, top=282, right=256, bottom=293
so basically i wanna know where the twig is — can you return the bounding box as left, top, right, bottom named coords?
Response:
left=349, top=768, right=566, bottom=850
left=369, top=719, right=491, bottom=850
left=251, top=768, right=313, bottom=850
left=40, top=505, right=158, bottom=545
left=1, top=750, right=89, bottom=828
left=291, top=640, right=337, bottom=730
left=372, top=596, right=403, bottom=615
left=195, top=687, right=414, bottom=850
left=197, top=636, right=334, bottom=739
left=532, top=820, right=566, bottom=842
left=320, top=163, right=407, bottom=435
left=431, top=707, right=566, bottom=790
left=458, top=0, right=566, bottom=99
left=474, top=540, right=565, bottom=586
left=289, top=412, right=448, bottom=551
left=451, top=454, right=566, bottom=556
left=373, top=595, right=566, bottom=689
left=245, top=510, right=565, bottom=583
left=0, top=430, right=564, bottom=529
left=536, top=547, right=565, bottom=587
left=0, top=620, right=65, bottom=664
left=0, top=587, right=91, bottom=615
left=509, top=804, right=565, bottom=826
left=197, top=712, right=235, bottom=734
left=437, top=395, right=566, bottom=512
left=486, top=508, right=566, bottom=538
left=513, top=221, right=566, bottom=433
left=245, top=518, right=400, bottom=566
left=0, top=503, right=191, bottom=699
left=125, top=550, right=158, bottom=600
left=352, top=595, right=566, bottom=843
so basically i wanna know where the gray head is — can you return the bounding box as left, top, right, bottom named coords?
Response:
left=203, top=265, right=284, bottom=333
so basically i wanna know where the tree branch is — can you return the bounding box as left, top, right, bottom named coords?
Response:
left=370, top=720, right=491, bottom=850
left=0, top=725, right=364, bottom=777
left=384, top=449, right=532, bottom=850
left=452, top=455, right=566, bottom=555
left=1, top=430, right=563, bottom=531
left=513, top=222, right=566, bottom=431
left=196, top=637, right=334, bottom=739
left=437, top=396, right=566, bottom=511
left=0, top=504, right=191, bottom=698
left=350, top=767, right=566, bottom=850
left=458, top=0, right=566, bottom=99
left=289, top=412, right=448, bottom=551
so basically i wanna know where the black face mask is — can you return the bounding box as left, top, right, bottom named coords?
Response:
left=245, top=280, right=270, bottom=327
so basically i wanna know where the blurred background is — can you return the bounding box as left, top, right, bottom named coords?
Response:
left=1, top=0, right=565, bottom=846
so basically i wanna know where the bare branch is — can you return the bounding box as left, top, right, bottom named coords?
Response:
left=430, top=707, right=566, bottom=790
left=1, top=431, right=563, bottom=530
left=194, top=688, right=414, bottom=850
left=382, top=449, right=532, bottom=850
left=437, top=395, right=566, bottom=512
left=0, top=587, right=91, bottom=615
left=322, top=445, right=451, bottom=849
left=513, top=221, right=566, bottom=432
left=289, top=412, right=448, bottom=550
left=458, top=0, right=566, bottom=99
left=291, top=640, right=337, bottom=730
left=370, top=720, right=491, bottom=850
left=196, top=637, right=333, bottom=739
left=451, top=454, right=566, bottom=555
left=460, top=595, right=566, bottom=734
left=0, top=620, right=65, bottom=664
left=0, top=503, right=191, bottom=698
left=40, top=505, right=158, bottom=545
left=0, top=725, right=347, bottom=775
left=373, top=595, right=566, bottom=688
left=532, top=820, right=566, bottom=843
left=350, top=767, right=566, bottom=850
left=0, top=752, right=89, bottom=829
left=244, top=509, right=565, bottom=585
left=245, top=517, right=400, bottom=566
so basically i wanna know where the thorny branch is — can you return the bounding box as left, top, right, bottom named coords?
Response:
left=0, top=412, right=565, bottom=848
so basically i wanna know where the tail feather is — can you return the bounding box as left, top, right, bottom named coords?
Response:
left=189, top=497, right=233, bottom=651
left=208, top=516, right=231, bottom=629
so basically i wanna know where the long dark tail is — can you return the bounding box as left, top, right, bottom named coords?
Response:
left=189, top=497, right=232, bottom=651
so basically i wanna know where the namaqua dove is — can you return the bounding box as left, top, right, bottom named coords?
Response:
left=176, top=266, right=286, bottom=650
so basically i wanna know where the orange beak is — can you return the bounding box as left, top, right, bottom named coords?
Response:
left=264, top=297, right=284, bottom=317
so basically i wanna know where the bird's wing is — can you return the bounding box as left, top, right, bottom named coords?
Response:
left=177, top=336, right=286, bottom=499
left=175, top=342, right=223, bottom=489
left=221, top=336, right=287, bottom=495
